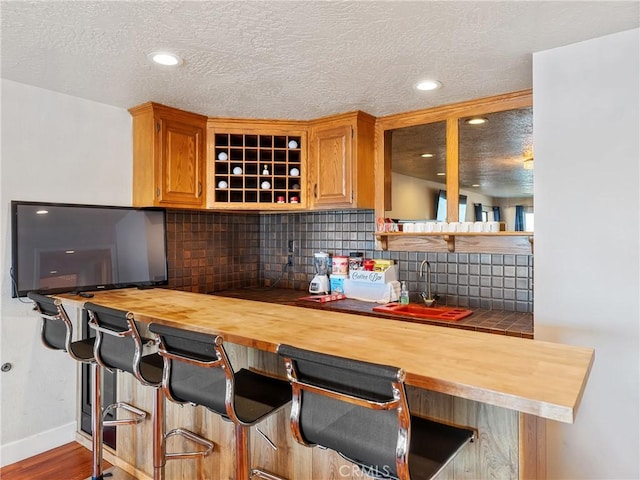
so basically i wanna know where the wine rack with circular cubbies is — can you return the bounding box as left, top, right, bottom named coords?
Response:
left=212, top=132, right=304, bottom=208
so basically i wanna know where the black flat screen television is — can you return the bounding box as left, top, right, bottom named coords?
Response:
left=11, top=201, right=168, bottom=298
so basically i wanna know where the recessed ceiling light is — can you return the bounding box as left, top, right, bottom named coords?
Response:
left=421, top=153, right=434, bottom=158
left=472, top=184, right=480, bottom=187
left=147, top=51, right=183, bottom=67
left=36, top=209, right=48, bottom=215
left=416, top=80, right=442, bottom=91
left=436, top=172, right=446, bottom=176
left=65, top=250, right=75, bottom=254
left=464, top=117, right=487, bottom=125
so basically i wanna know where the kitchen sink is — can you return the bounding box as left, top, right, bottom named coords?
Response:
left=372, top=303, right=473, bottom=322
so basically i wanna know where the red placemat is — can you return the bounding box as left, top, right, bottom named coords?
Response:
left=298, top=294, right=347, bottom=303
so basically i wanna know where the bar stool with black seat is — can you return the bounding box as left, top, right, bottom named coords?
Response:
left=28, top=292, right=95, bottom=364
left=28, top=292, right=146, bottom=480
left=278, top=344, right=476, bottom=480
left=86, top=302, right=214, bottom=480
left=148, top=323, right=292, bottom=480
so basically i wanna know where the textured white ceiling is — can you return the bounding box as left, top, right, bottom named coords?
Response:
left=1, top=1, right=638, bottom=120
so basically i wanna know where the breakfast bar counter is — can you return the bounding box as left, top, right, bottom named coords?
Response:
left=58, top=288, right=593, bottom=479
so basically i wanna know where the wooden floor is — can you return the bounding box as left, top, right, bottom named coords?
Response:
left=0, top=442, right=112, bottom=480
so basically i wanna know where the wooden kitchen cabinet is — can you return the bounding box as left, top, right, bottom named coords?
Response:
left=129, top=102, right=207, bottom=208
left=206, top=119, right=307, bottom=210
left=308, top=111, right=375, bottom=209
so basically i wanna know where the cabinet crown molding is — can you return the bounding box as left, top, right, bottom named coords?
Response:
left=128, top=101, right=208, bottom=121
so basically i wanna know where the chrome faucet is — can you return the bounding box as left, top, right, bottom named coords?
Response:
left=419, top=260, right=437, bottom=307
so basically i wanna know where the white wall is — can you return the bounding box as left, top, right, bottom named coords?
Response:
left=388, top=172, right=496, bottom=221
left=386, top=172, right=441, bottom=220
left=0, top=79, right=132, bottom=466
left=533, top=29, right=639, bottom=479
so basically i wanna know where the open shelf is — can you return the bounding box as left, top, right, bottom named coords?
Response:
left=213, top=133, right=303, bottom=207
left=374, top=231, right=534, bottom=254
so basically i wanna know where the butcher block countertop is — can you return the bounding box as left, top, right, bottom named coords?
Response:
left=57, top=288, right=593, bottom=424
left=213, top=287, right=534, bottom=338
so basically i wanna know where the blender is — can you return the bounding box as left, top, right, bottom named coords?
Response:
left=309, top=252, right=330, bottom=294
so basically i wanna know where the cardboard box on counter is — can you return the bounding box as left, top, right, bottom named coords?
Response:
left=343, top=278, right=400, bottom=303
left=348, top=265, right=398, bottom=284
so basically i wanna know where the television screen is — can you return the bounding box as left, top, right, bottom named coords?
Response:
left=11, top=201, right=168, bottom=297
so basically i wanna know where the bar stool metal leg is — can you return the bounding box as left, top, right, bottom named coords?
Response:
left=153, top=385, right=213, bottom=480
left=89, top=363, right=148, bottom=480
left=91, top=363, right=103, bottom=480
left=236, top=424, right=288, bottom=480
left=250, top=470, right=288, bottom=480
left=153, top=387, right=165, bottom=480
left=236, top=424, right=249, bottom=480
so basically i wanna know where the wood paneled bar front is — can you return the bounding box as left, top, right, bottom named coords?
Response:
left=57, top=289, right=593, bottom=480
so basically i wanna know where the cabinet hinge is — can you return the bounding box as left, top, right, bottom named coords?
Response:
left=351, top=190, right=354, bottom=202
left=156, top=188, right=160, bottom=198
left=351, top=127, right=354, bottom=139
left=156, top=122, right=160, bottom=133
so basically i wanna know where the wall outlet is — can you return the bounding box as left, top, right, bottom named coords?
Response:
left=288, top=240, right=295, bottom=253
left=287, top=254, right=295, bottom=266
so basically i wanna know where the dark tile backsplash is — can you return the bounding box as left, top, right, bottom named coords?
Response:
left=168, top=209, right=533, bottom=312
left=260, top=210, right=377, bottom=290
left=166, top=210, right=260, bottom=293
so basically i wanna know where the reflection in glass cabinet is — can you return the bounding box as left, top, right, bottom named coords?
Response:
left=382, top=94, right=533, bottom=232
left=385, top=121, right=447, bottom=221
left=459, top=107, right=533, bottom=231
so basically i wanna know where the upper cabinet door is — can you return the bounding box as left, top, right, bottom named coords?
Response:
left=311, top=123, right=353, bottom=207
left=130, top=102, right=207, bottom=208
left=158, top=117, right=205, bottom=207
left=309, top=111, right=375, bottom=210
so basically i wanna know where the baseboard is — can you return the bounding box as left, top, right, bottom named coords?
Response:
left=0, top=421, right=76, bottom=467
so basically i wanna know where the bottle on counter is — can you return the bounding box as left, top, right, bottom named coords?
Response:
left=400, top=281, right=409, bottom=305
